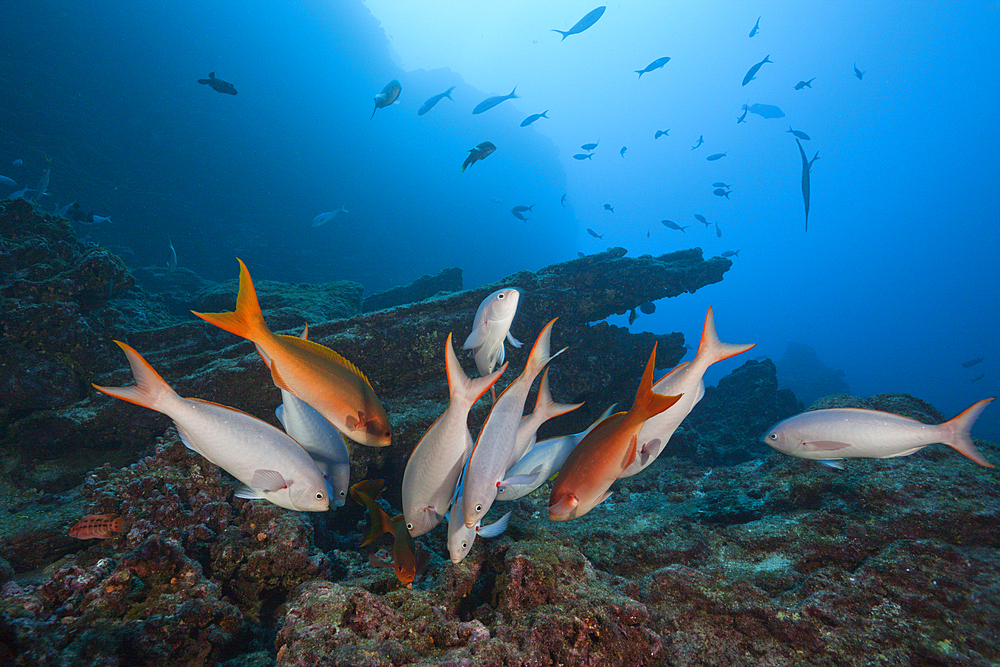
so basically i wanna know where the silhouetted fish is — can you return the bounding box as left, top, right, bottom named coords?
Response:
left=521, top=110, right=549, bottom=126
left=635, top=56, right=671, bottom=79
left=795, top=78, right=816, bottom=90
left=372, top=79, right=402, bottom=119
left=512, top=205, right=534, bottom=213
left=854, top=63, right=865, bottom=80
left=604, top=204, right=614, bottom=212
left=511, top=208, right=529, bottom=222
left=742, top=55, right=772, bottom=86
left=713, top=188, right=730, bottom=199
left=787, top=126, right=810, bottom=140
left=962, top=357, right=985, bottom=368
left=552, top=6, right=606, bottom=41
left=418, top=86, right=455, bottom=115
left=737, top=103, right=749, bottom=124
left=721, top=250, right=740, bottom=258
left=573, top=153, right=594, bottom=160
left=695, top=214, right=709, bottom=227
left=748, top=103, right=784, bottom=119
left=661, top=220, right=688, bottom=233
left=971, top=373, right=985, bottom=382
left=581, top=141, right=599, bottom=151
left=715, top=222, right=722, bottom=238
left=561, top=194, right=567, bottom=207
left=639, top=302, right=655, bottom=314
left=796, top=138, right=820, bottom=231
left=691, top=135, right=704, bottom=150
left=473, top=87, right=518, bottom=114
left=462, top=141, right=496, bottom=172
left=620, top=146, right=627, bottom=157
left=587, top=228, right=603, bottom=239
left=749, top=16, right=761, bottom=38
left=655, top=129, right=669, bottom=139
left=706, top=151, right=729, bottom=161
left=198, top=72, right=237, bottom=95
left=713, top=182, right=732, bottom=188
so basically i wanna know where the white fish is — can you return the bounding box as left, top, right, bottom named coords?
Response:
left=463, top=288, right=522, bottom=378
left=462, top=319, right=565, bottom=528
left=763, top=399, right=994, bottom=468
left=92, top=214, right=112, bottom=224
left=499, top=404, right=616, bottom=500
left=310, top=205, right=348, bottom=228
left=621, top=307, right=755, bottom=477
left=447, top=482, right=512, bottom=564
left=6, top=186, right=28, bottom=200
left=0, top=175, right=15, bottom=187
left=56, top=201, right=75, bottom=218
left=402, top=333, right=506, bottom=537
left=93, top=341, right=330, bottom=512
left=276, top=389, right=352, bottom=508
left=505, top=367, right=582, bottom=470
left=418, top=86, right=456, bottom=116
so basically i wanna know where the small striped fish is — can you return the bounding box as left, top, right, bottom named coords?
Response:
left=68, top=514, right=127, bottom=539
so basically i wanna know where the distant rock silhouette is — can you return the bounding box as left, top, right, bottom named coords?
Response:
left=775, top=341, right=850, bottom=406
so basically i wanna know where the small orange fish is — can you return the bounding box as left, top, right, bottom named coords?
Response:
left=549, top=343, right=682, bottom=521
left=68, top=514, right=128, bottom=539
left=350, top=480, right=425, bottom=589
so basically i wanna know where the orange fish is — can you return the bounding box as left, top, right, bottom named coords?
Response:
left=350, top=480, right=424, bottom=589
left=549, top=343, right=682, bottom=521
left=192, top=259, right=391, bottom=447
left=68, top=514, right=128, bottom=539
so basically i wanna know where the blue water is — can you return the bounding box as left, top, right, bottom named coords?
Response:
left=2, top=1, right=997, bottom=439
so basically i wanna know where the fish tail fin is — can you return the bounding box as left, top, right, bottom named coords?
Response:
left=694, top=307, right=756, bottom=374
left=350, top=480, right=395, bottom=545
left=940, top=398, right=994, bottom=467
left=191, top=258, right=271, bottom=344
left=552, top=29, right=570, bottom=40
left=445, top=86, right=456, bottom=99
left=509, top=86, right=518, bottom=98
left=523, top=318, right=566, bottom=385
left=532, top=368, right=584, bottom=423
left=633, top=343, right=683, bottom=420
left=445, top=332, right=507, bottom=406
left=92, top=341, right=177, bottom=412
left=635, top=70, right=643, bottom=79
left=764, top=55, right=772, bottom=63
left=541, top=111, right=548, bottom=118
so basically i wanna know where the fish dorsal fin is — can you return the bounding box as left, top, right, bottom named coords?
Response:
left=276, top=334, right=375, bottom=391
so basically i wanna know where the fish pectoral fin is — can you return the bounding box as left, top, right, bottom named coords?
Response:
left=234, top=486, right=266, bottom=499
left=346, top=410, right=368, bottom=431
left=594, top=491, right=613, bottom=506
left=463, top=323, right=489, bottom=350
left=803, top=440, right=852, bottom=451
left=497, top=466, right=543, bottom=493
left=250, top=469, right=288, bottom=492
left=548, top=493, right=578, bottom=514
left=506, top=331, right=523, bottom=348
left=477, top=511, right=513, bottom=539
left=818, top=460, right=845, bottom=470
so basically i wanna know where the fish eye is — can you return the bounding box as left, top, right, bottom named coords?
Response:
left=475, top=504, right=482, bottom=513
left=339, top=490, right=346, bottom=497
left=316, top=492, right=325, bottom=500
left=406, top=522, right=413, bottom=530
left=497, top=487, right=505, bottom=494
left=768, top=433, right=777, bottom=440
left=497, top=293, right=504, bottom=299
left=461, top=541, right=467, bottom=548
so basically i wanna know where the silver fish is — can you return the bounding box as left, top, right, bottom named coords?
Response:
left=418, top=86, right=455, bottom=116
left=463, top=288, right=523, bottom=378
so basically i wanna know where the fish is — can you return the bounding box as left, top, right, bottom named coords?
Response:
left=713, top=188, right=731, bottom=199
left=55, top=201, right=75, bottom=218
left=462, top=141, right=497, bottom=172
left=0, top=176, right=14, bottom=187
left=795, top=78, right=816, bottom=90
left=691, top=135, right=704, bottom=150
left=655, top=129, right=669, bottom=139
left=694, top=214, right=709, bottom=227
left=962, top=357, right=985, bottom=368
left=192, top=259, right=391, bottom=447
left=30, top=158, right=51, bottom=203
left=463, top=319, right=566, bottom=528
left=573, top=153, right=594, bottom=161
left=167, top=238, right=177, bottom=274
left=748, top=103, right=784, bottom=119
left=620, top=146, right=627, bottom=157
left=581, top=141, right=599, bottom=151
left=577, top=252, right=585, bottom=258
left=749, top=16, right=761, bottom=38
left=561, top=194, right=567, bottom=207
left=310, top=205, right=349, bottom=228
left=402, top=333, right=506, bottom=537
left=715, top=222, right=722, bottom=238
left=628, top=308, right=638, bottom=324
left=737, top=104, right=749, bottom=124
left=447, top=482, right=512, bottom=564
left=971, top=374, right=985, bottom=382
left=587, top=228, right=603, bottom=239
left=91, top=214, right=113, bottom=224
left=762, top=399, right=994, bottom=468
left=661, top=220, right=688, bottom=233
left=706, top=151, right=729, bottom=161
left=69, top=514, right=128, bottom=539
left=635, top=56, right=671, bottom=79
left=742, top=55, right=772, bottom=86
left=511, top=209, right=529, bottom=222
left=797, top=138, right=820, bottom=232
left=787, top=126, right=810, bottom=140
left=552, top=6, right=606, bottom=40
left=197, top=72, right=237, bottom=95
left=713, top=182, right=732, bottom=189
left=499, top=405, right=616, bottom=501
left=472, top=87, right=518, bottom=115
left=621, top=307, right=755, bottom=477
left=351, top=480, right=424, bottom=588
left=417, top=86, right=455, bottom=116
left=512, top=205, right=534, bottom=213
left=639, top=302, right=655, bottom=315
left=371, top=79, right=402, bottom=120
left=549, top=344, right=682, bottom=521
left=520, top=111, right=549, bottom=127
left=604, top=204, right=614, bottom=213
left=854, top=63, right=865, bottom=80
left=503, top=368, right=583, bottom=472
left=721, top=250, right=740, bottom=258
left=6, top=186, right=28, bottom=200
left=93, top=341, right=330, bottom=511
left=463, top=288, right=522, bottom=378
left=11, top=159, right=22, bottom=167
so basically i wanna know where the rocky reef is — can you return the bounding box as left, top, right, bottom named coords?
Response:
left=775, top=341, right=850, bottom=407
left=2, top=200, right=998, bottom=666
